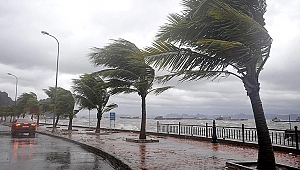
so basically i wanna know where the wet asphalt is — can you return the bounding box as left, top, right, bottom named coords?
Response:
left=0, top=124, right=114, bottom=170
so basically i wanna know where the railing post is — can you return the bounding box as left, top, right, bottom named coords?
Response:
left=157, top=121, right=159, bottom=133
left=242, top=124, right=245, bottom=143
left=222, top=127, right=225, bottom=139
left=295, top=126, right=299, bottom=150
left=212, top=120, right=218, bottom=143
left=206, top=122, right=208, bottom=138
left=167, top=124, right=169, bottom=134
left=179, top=122, right=181, bottom=135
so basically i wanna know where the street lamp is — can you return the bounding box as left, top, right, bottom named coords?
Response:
left=7, top=73, right=18, bottom=121
left=41, top=30, right=59, bottom=133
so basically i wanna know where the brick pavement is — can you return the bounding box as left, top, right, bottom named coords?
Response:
left=37, top=126, right=300, bottom=170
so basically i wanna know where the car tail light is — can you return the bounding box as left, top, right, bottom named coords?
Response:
left=31, top=123, right=37, bottom=127
left=15, top=123, right=21, bottom=127
left=23, top=122, right=29, bottom=125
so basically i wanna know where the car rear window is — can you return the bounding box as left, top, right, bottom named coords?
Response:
left=15, top=119, right=35, bottom=123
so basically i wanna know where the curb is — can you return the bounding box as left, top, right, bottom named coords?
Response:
left=37, top=131, right=135, bottom=170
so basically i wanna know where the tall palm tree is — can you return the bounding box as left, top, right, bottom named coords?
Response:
left=145, top=0, right=274, bottom=169
left=89, top=39, right=173, bottom=139
left=72, top=73, right=118, bottom=133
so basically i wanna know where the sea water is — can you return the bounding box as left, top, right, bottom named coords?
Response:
left=42, top=117, right=299, bottom=132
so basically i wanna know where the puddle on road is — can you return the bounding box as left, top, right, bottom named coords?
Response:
left=46, top=149, right=71, bottom=167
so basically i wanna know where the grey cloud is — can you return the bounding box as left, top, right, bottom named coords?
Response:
left=0, top=0, right=299, bottom=117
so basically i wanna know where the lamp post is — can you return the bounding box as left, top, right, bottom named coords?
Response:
left=7, top=73, right=18, bottom=121
left=41, top=31, right=59, bottom=133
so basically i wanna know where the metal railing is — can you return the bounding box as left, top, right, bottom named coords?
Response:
left=157, top=121, right=299, bottom=150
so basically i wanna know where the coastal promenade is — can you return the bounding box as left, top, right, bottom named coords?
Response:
left=36, top=125, right=300, bottom=169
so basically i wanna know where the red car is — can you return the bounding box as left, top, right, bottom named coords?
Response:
left=11, top=119, right=37, bottom=137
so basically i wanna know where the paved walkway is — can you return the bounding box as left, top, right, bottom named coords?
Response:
left=37, top=125, right=299, bottom=170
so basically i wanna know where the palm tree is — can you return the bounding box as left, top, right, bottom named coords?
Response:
left=25, top=97, right=41, bottom=124
left=145, top=0, right=274, bottom=169
left=72, top=73, right=118, bottom=133
left=89, top=39, right=173, bottom=139
left=16, top=92, right=38, bottom=118
left=56, top=89, right=76, bottom=130
left=0, top=105, right=14, bottom=122
left=43, top=87, right=58, bottom=127
left=43, top=87, right=75, bottom=128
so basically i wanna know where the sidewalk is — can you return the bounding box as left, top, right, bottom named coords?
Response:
left=37, top=125, right=300, bottom=170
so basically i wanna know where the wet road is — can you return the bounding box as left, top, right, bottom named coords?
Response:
left=0, top=124, right=115, bottom=170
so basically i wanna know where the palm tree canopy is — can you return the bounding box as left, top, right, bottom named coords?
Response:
left=89, top=39, right=173, bottom=97
left=16, top=92, right=38, bottom=115
left=89, top=39, right=143, bottom=69
left=0, top=105, right=14, bottom=117
left=25, top=98, right=39, bottom=114
left=145, top=0, right=272, bottom=83
left=72, top=73, right=118, bottom=113
left=43, top=87, right=75, bottom=116
left=56, top=89, right=75, bottom=117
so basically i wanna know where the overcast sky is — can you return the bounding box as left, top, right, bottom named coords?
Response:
left=0, top=0, right=299, bottom=118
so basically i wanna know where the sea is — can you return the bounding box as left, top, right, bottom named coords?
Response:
left=41, top=117, right=300, bottom=132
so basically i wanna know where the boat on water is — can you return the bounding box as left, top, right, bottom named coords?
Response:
left=272, top=116, right=300, bottom=122
left=154, top=116, right=197, bottom=120
left=195, top=117, right=209, bottom=120
left=154, top=116, right=183, bottom=120
left=120, top=116, right=140, bottom=119
left=215, top=116, right=248, bottom=121
left=272, top=117, right=281, bottom=122
left=215, top=116, right=231, bottom=120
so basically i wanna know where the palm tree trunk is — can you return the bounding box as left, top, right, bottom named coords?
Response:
left=68, top=116, right=73, bottom=130
left=249, top=92, right=275, bottom=169
left=243, top=72, right=275, bottom=169
left=37, top=114, right=40, bottom=126
left=139, top=95, right=147, bottom=139
left=95, top=111, right=101, bottom=133
left=55, top=115, right=59, bottom=128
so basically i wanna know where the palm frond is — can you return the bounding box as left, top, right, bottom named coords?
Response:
left=88, top=38, right=140, bottom=69
left=94, top=68, right=139, bottom=81
left=103, top=103, right=118, bottom=113
left=109, top=87, right=138, bottom=95
left=149, top=86, right=174, bottom=95
left=146, top=41, right=227, bottom=72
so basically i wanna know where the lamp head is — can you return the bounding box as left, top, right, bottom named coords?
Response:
left=7, top=73, right=12, bottom=75
left=41, top=31, right=49, bottom=35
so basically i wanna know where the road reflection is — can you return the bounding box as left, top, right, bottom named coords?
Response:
left=12, top=138, right=35, bottom=160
